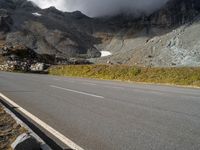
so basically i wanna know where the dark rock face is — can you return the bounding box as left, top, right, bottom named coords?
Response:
left=0, top=9, right=12, bottom=39
left=150, top=0, right=200, bottom=27
left=0, top=0, right=39, bottom=10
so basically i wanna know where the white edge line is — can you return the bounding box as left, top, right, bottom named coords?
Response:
left=0, top=93, right=85, bottom=150
left=50, top=85, right=104, bottom=99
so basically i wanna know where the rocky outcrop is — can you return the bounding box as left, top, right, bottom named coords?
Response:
left=0, top=42, right=52, bottom=72
left=149, top=0, right=200, bottom=27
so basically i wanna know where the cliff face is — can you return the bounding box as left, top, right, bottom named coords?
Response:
left=0, top=9, right=12, bottom=39
left=149, top=0, right=200, bottom=27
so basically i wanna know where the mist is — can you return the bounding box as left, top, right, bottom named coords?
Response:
left=29, top=0, right=169, bottom=17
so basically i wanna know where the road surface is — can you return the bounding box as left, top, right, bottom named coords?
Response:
left=0, top=71, right=200, bottom=150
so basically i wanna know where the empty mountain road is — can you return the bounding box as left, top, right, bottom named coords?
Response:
left=0, top=71, right=200, bottom=150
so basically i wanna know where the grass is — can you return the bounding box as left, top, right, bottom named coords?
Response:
left=49, top=65, right=200, bottom=87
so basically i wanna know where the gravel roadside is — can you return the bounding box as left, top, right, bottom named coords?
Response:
left=0, top=103, right=26, bottom=150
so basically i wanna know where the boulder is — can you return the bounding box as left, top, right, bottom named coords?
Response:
left=30, top=63, right=45, bottom=71
left=11, top=133, right=41, bottom=150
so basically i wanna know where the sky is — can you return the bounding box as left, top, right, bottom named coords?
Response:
left=29, top=0, right=169, bottom=17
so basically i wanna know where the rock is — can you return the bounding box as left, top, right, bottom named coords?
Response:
left=0, top=42, right=54, bottom=72
left=69, top=58, right=91, bottom=65
left=0, top=60, right=50, bottom=72
left=30, top=63, right=45, bottom=71
left=88, top=48, right=101, bottom=58
left=11, top=133, right=41, bottom=150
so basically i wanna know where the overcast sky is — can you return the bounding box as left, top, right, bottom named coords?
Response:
left=29, top=0, right=169, bottom=17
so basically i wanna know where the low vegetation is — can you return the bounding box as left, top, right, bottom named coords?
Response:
left=49, top=65, right=200, bottom=87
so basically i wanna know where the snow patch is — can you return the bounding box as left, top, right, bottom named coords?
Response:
left=32, top=12, right=42, bottom=17
left=101, top=51, right=112, bottom=57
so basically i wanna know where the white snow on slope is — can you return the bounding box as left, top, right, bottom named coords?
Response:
left=32, top=12, right=42, bottom=17
left=101, top=51, right=112, bottom=57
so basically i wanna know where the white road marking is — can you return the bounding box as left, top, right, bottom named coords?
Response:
left=50, top=85, right=104, bottom=99
left=0, top=93, right=85, bottom=150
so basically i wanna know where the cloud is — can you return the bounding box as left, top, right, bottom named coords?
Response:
left=29, top=0, right=169, bottom=17
left=29, top=0, right=66, bottom=10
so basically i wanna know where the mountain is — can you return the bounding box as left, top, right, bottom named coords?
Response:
left=95, top=0, right=200, bottom=67
left=0, top=0, right=102, bottom=60
left=1, top=0, right=200, bottom=67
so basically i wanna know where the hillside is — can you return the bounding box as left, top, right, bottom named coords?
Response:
left=94, top=0, right=200, bottom=67
left=0, top=0, right=200, bottom=67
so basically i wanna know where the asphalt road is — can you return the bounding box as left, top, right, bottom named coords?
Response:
left=0, top=71, right=200, bottom=150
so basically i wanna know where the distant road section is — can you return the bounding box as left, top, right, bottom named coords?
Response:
left=0, top=71, right=200, bottom=150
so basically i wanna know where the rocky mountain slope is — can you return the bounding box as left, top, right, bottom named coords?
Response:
left=0, top=0, right=102, bottom=60
left=1, top=0, right=200, bottom=67
left=95, top=0, right=200, bottom=67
